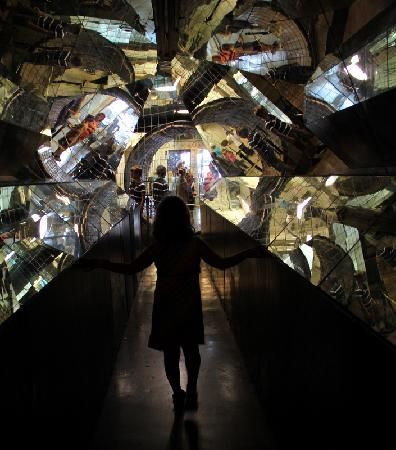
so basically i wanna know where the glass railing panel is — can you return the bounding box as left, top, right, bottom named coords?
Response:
left=0, top=180, right=129, bottom=325
left=203, top=176, right=396, bottom=344
left=0, top=76, right=49, bottom=132
left=305, top=25, right=396, bottom=115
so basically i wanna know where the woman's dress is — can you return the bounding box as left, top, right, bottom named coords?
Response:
left=148, top=238, right=204, bottom=350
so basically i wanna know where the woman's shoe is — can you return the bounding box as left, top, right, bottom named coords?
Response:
left=185, top=391, right=198, bottom=411
left=172, top=389, right=186, bottom=414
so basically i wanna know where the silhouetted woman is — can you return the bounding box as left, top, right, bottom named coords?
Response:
left=81, top=196, right=264, bottom=413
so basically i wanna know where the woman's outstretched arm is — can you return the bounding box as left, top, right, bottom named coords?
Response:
left=198, top=238, right=267, bottom=270
left=77, top=244, right=155, bottom=274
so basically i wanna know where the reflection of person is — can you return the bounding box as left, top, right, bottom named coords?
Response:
left=203, top=171, right=214, bottom=193
left=214, top=11, right=261, bottom=36
left=254, top=106, right=325, bottom=162
left=78, top=196, right=266, bottom=413
left=129, top=78, right=154, bottom=109
left=175, top=168, right=190, bottom=204
left=128, top=165, right=146, bottom=214
left=203, top=162, right=220, bottom=193
left=212, top=36, right=279, bottom=64
left=51, top=97, right=83, bottom=136
left=53, top=113, right=106, bottom=161
left=185, top=170, right=197, bottom=209
left=211, top=151, right=244, bottom=177
left=175, top=160, right=187, bottom=176
left=236, top=127, right=292, bottom=174
left=153, top=165, right=169, bottom=209
left=226, top=129, right=255, bottom=157
left=220, top=140, right=237, bottom=163
left=254, top=106, right=311, bottom=144
left=0, top=259, right=13, bottom=305
left=210, top=144, right=222, bottom=157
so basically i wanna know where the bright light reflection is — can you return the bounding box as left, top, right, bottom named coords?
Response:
left=325, top=176, right=339, bottom=187
left=155, top=85, right=176, bottom=92
left=345, top=55, right=368, bottom=81
left=55, top=193, right=71, bottom=205
left=39, top=215, right=48, bottom=239
left=155, top=77, right=181, bottom=92
left=237, top=195, right=250, bottom=214
left=31, top=214, right=41, bottom=222
left=296, top=197, right=312, bottom=219
left=40, top=128, right=52, bottom=136
left=5, top=251, right=15, bottom=261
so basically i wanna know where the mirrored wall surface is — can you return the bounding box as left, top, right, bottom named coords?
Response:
left=305, top=26, right=396, bottom=115
left=0, top=181, right=128, bottom=325
left=203, top=4, right=311, bottom=77
left=204, top=176, right=396, bottom=344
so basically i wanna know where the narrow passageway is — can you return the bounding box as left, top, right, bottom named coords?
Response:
left=92, top=265, right=275, bottom=450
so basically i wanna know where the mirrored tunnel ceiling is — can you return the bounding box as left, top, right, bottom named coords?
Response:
left=1, top=0, right=395, bottom=186
left=1, top=0, right=396, bottom=335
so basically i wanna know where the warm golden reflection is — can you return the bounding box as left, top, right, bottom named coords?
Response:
left=205, top=176, right=396, bottom=343
left=0, top=182, right=128, bottom=322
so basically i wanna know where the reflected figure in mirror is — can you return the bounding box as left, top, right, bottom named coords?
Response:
left=52, top=112, right=105, bottom=161
left=153, top=165, right=169, bottom=210
left=128, top=165, right=146, bottom=215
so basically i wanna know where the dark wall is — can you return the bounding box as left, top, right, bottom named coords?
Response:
left=306, top=88, right=396, bottom=171
left=0, top=211, right=139, bottom=449
left=201, top=204, right=396, bottom=450
left=0, top=121, right=49, bottom=181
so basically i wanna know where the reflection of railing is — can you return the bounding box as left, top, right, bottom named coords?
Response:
left=0, top=180, right=128, bottom=326
left=305, top=25, right=396, bottom=116
left=204, top=175, right=396, bottom=344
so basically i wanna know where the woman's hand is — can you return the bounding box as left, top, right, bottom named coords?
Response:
left=246, top=246, right=269, bottom=258
left=74, top=258, right=107, bottom=270
left=74, top=258, right=95, bottom=271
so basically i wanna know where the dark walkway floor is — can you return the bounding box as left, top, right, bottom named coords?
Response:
left=92, top=265, right=276, bottom=450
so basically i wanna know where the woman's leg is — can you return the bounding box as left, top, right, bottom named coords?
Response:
left=164, top=345, right=186, bottom=413
left=163, top=345, right=182, bottom=393
left=182, top=344, right=201, bottom=394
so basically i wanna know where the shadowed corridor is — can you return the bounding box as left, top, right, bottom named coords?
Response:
left=92, top=264, right=275, bottom=450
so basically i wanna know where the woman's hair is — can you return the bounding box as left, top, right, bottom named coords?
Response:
left=153, top=196, right=194, bottom=242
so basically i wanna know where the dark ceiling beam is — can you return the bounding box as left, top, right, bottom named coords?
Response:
left=239, top=71, right=305, bottom=125
left=274, top=0, right=355, bottom=18
left=325, top=6, right=350, bottom=54
left=35, top=0, right=146, bottom=33
left=305, top=88, right=396, bottom=173
left=338, top=1, right=396, bottom=58
left=182, top=62, right=230, bottom=111
left=0, top=121, right=49, bottom=182
left=152, top=0, right=180, bottom=74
